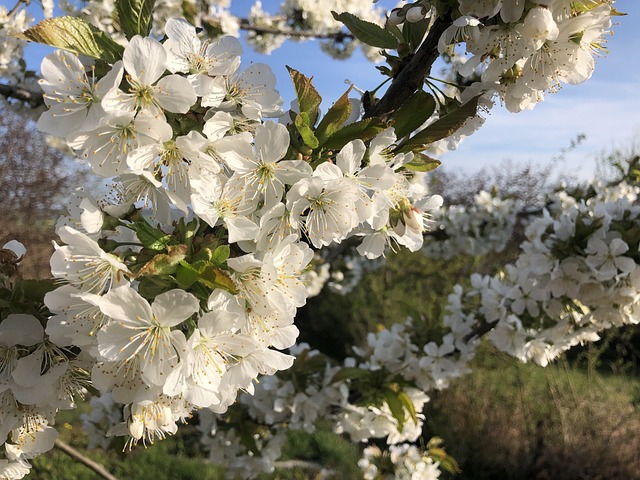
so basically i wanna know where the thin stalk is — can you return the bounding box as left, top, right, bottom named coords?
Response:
left=54, top=439, right=120, bottom=480
left=7, top=0, right=29, bottom=18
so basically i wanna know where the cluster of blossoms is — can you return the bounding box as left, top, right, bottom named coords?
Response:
left=0, top=6, right=36, bottom=84
left=423, top=190, right=521, bottom=260
left=82, top=313, right=468, bottom=479
left=245, top=0, right=387, bottom=59
left=437, top=0, right=615, bottom=112
left=445, top=178, right=640, bottom=367
left=195, top=315, right=473, bottom=477
left=359, top=444, right=441, bottom=480
left=0, top=13, right=445, bottom=478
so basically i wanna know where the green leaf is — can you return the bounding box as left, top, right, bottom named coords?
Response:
left=135, top=244, right=187, bottom=277
left=137, top=275, right=175, bottom=300
left=398, top=391, right=418, bottom=425
left=128, top=222, right=174, bottom=251
left=198, top=266, right=238, bottom=294
left=209, top=245, right=230, bottom=265
left=428, top=446, right=461, bottom=474
left=321, top=117, right=388, bottom=150
left=391, top=90, right=436, bottom=139
left=383, top=389, right=406, bottom=432
left=402, top=17, right=429, bottom=51
left=287, top=66, right=322, bottom=126
left=21, top=17, right=124, bottom=63
left=18, top=279, right=57, bottom=304
left=116, top=0, right=156, bottom=39
left=175, top=262, right=202, bottom=289
left=331, top=11, right=398, bottom=49
left=404, top=153, right=441, bottom=172
left=396, top=95, right=481, bottom=152
left=315, top=88, right=353, bottom=145
left=175, top=217, right=199, bottom=248
left=331, top=367, right=372, bottom=384
left=294, top=113, right=320, bottom=149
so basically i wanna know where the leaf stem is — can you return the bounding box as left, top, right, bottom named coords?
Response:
left=427, top=75, right=463, bottom=89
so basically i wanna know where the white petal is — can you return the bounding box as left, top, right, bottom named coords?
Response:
left=99, top=286, right=152, bottom=325
left=254, top=121, right=289, bottom=164
left=0, top=314, right=44, bottom=346
left=336, top=139, right=366, bottom=175
left=155, top=75, right=197, bottom=113
left=151, top=290, right=200, bottom=327
left=123, top=36, right=167, bottom=85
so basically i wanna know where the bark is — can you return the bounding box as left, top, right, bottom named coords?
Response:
left=364, top=15, right=451, bottom=120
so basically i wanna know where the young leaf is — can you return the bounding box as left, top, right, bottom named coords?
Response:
left=330, top=367, right=372, bottom=384
left=321, top=117, right=388, bottom=150
left=175, top=261, right=202, bottom=289
left=383, top=389, right=406, bottom=432
left=208, top=245, right=230, bottom=265
left=398, top=391, right=418, bottom=425
left=116, top=0, right=156, bottom=39
left=404, top=153, right=441, bottom=172
left=391, top=90, right=436, bottom=139
left=21, top=17, right=124, bottom=64
left=135, top=244, right=187, bottom=277
left=287, top=66, right=322, bottom=126
left=198, top=265, right=238, bottom=294
left=315, top=88, right=353, bottom=145
left=331, top=11, right=398, bottom=49
left=396, top=95, right=481, bottom=152
left=295, top=113, right=320, bottom=149
left=127, top=222, right=174, bottom=251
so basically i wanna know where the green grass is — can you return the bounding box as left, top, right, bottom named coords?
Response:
left=425, top=345, right=640, bottom=480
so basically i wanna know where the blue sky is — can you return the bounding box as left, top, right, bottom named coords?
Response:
left=8, top=0, right=639, bottom=180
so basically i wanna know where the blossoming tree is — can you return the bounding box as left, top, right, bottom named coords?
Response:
left=0, top=0, right=633, bottom=478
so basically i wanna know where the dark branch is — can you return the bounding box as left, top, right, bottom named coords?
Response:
left=0, top=83, right=44, bottom=108
left=238, top=18, right=353, bottom=41
left=463, top=319, right=499, bottom=343
left=365, top=15, right=450, bottom=120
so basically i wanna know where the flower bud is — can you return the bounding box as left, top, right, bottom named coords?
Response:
left=388, top=8, right=405, bottom=26
left=522, top=6, right=559, bottom=43
left=406, top=6, right=427, bottom=23
left=128, top=420, right=144, bottom=440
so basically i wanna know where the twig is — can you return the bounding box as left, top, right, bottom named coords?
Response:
left=274, top=459, right=332, bottom=472
left=238, top=18, right=353, bottom=41
left=0, top=83, right=44, bottom=108
left=365, top=15, right=450, bottom=120
left=463, top=319, right=499, bottom=343
left=54, top=439, right=120, bottom=480
left=6, top=0, right=29, bottom=18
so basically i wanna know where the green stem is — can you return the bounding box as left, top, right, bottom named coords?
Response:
left=427, top=75, right=463, bottom=89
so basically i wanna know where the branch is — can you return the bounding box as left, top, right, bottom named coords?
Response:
left=54, top=439, right=120, bottom=480
left=274, top=459, right=332, bottom=472
left=365, top=15, right=450, bottom=120
left=7, top=0, right=28, bottom=18
left=0, top=83, right=44, bottom=108
left=463, top=319, right=499, bottom=343
left=238, top=18, right=353, bottom=41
